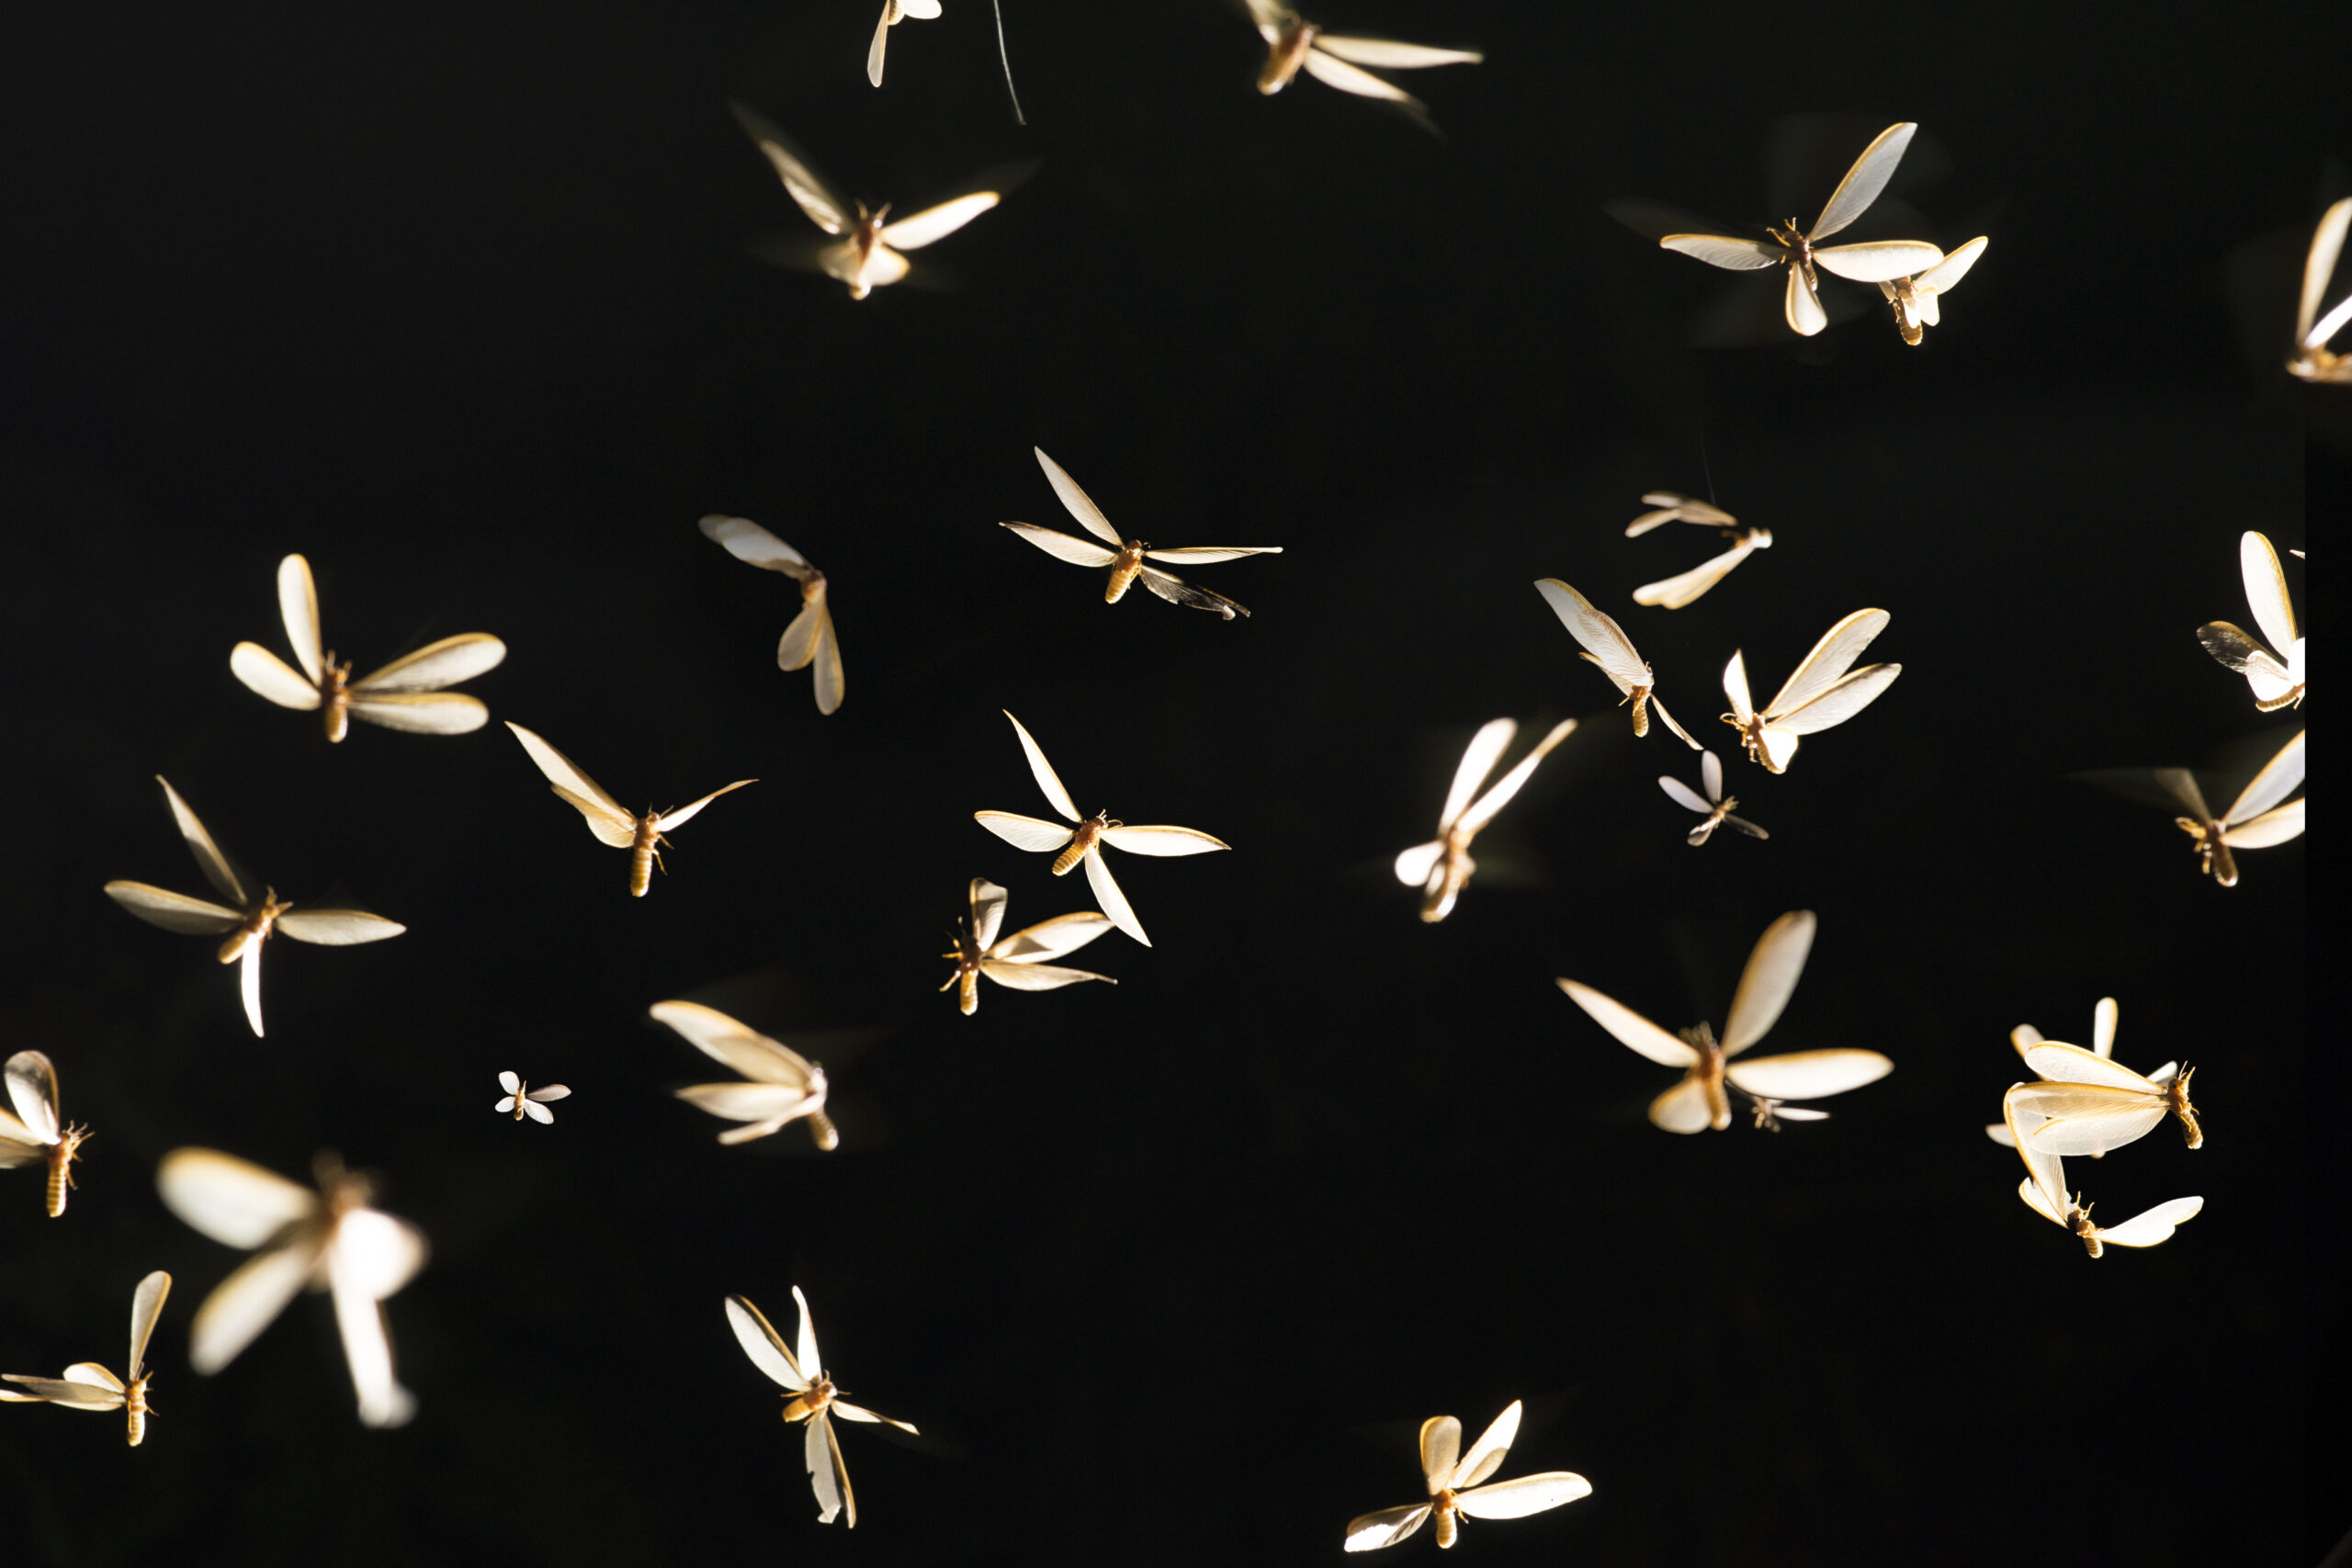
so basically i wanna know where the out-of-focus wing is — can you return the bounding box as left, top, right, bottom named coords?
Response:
left=1393, top=840, right=1443, bottom=887
left=1434, top=719, right=1515, bottom=832
left=4, top=1053, right=59, bottom=1144
left=1660, top=234, right=1782, bottom=271
left=187, top=1239, right=318, bottom=1374
left=2298, top=198, right=2351, bottom=344
left=676, top=1081, right=826, bottom=1127
left=353, top=634, right=506, bottom=694
left=1298, top=49, right=1429, bottom=118
left=1722, top=910, right=1815, bottom=1055
left=157, top=778, right=249, bottom=906
left=1001, top=521, right=1118, bottom=568
left=1033, top=448, right=1125, bottom=548
left=1648, top=1074, right=1715, bottom=1134
left=238, top=943, right=266, bottom=1037
left=277, top=555, right=326, bottom=685
left=1099, top=824, right=1230, bottom=856
left=1313, top=36, right=1481, bottom=69
left=504, top=724, right=637, bottom=845
left=326, top=1268, right=415, bottom=1427
left=1555, top=980, right=1697, bottom=1068
left=231, top=643, right=322, bottom=710
left=1784, top=265, right=1827, bottom=335
left=1632, top=536, right=1758, bottom=609
left=1724, top=1048, right=1891, bottom=1100
left=156, top=1148, right=316, bottom=1247
left=654, top=779, right=756, bottom=832
left=968, top=878, right=1012, bottom=952
left=1659, top=774, right=1712, bottom=814
left=650, top=1001, right=821, bottom=1087
left=881, top=192, right=1001, bottom=251
left=729, top=103, right=852, bottom=235
left=276, top=909, right=406, bottom=945
left=1457, top=719, right=1576, bottom=835
left=699, top=514, right=813, bottom=576
left=807, top=608, right=843, bottom=715
left=1809, top=122, right=1916, bottom=240
left=1343, top=1502, right=1432, bottom=1551
left=1764, top=610, right=1890, bottom=716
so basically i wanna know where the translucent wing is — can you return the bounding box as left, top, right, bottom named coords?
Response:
left=1000, top=711, right=1082, bottom=821
left=2239, top=533, right=2298, bottom=655
left=866, top=1, right=892, bottom=87
left=1298, top=48, right=1427, bottom=116
left=230, top=643, right=322, bottom=709
left=277, top=554, right=325, bottom=684
left=328, top=1282, right=415, bottom=1427
left=1001, top=521, right=1119, bottom=568
left=1722, top=650, right=1756, bottom=725
left=880, top=192, right=1001, bottom=251
left=653, top=779, right=756, bottom=832
left=808, top=607, right=844, bottom=716
left=345, top=692, right=492, bottom=735
left=698, top=513, right=812, bottom=576
left=2224, top=798, right=2304, bottom=849
left=812, top=1411, right=853, bottom=1526
left=2017, top=1042, right=2159, bottom=1094
left=2298, top=198, right=2350, bottom=343
left=1769, top=663, right=1901, bottom=735
left=969, top=877, right=1011, bottom=952
left=1136, top=566, right=1250, bottom=618
left=1632, top=536, right=1758, bottom=608
left=1554, top=980, right=1698, bottom=1068
left=1343, top=1503, right=1432, bottom=1551
left=1032, top=447, right=1125, bottom=548
left=1648, top=1074, right=1716, bottom=1134
left=1082, top=848, right=1148, bottom=947
left=187, top=1239, right=319, bottom=1373
left=1723, top=910, right=1815, bottom=1055
left=1724, top=1048, right=1891, bottom=1100
left=1457, top=718, right=1576, bottom=835
left=276, top=909, right=406, bottom=945
left=158, top=777, right=249, bottom=905
left=1419, top=1415, right=1463, bottom=1488
left=2153, top=766, right=2212, bottom=822
left=2095, top=1197, right=2203, bottom=1249
left=832, top=1398, right=916, bottom=1433
left=498, top=1069, right=522, bottom=1095
left=1458, top=1472, right=1593, bottom=1519
left=1660, top=774, right=1712, bottom=814
left=352, top=633, right=506, bottom=694
left=776, top=601, right=822, bottom=671
left=1448, top=1402, right=1521, bottom=1491
left=1534, top=579, right=1648, bottom=689
left=1765, top=610, right=1889, bottom=716
left=1434, top=719, right=1515, bottom=831
left=156, top=1148, right=318, bottom=1248
left=789, top=1286, right=822, bottom=1380
left=1633, top=492, right=1737, bottom=532
left=503, top=724, right=636, bottom=844
left=727, top=1294, right=808, bottom=1391
left=675, top=1082, right=826, bottom=1125
left=2223, top=728, right=2303, bottom=825
left=1645, top=694, right=1703, bottom=750
left=1813, top=240, right=1946, bottom=282
left=1784, top=265, right=1827, bottom=335
left=1143, top=546, right=1281, bottom=564
left=1099, top=824, right=1230, bottom=857
left=979, top=956, right=1113, bottom=993
left=239, top=942, right=266, bottom=1038
left=1702, top=749, right=1724, bottom=802
left=2003, top=1089, right=2068, bottom=1219
left=5, top=1052, right=61, bottom=1143
left=4, top=1374, right=124, bottom=1410
left=527, top=1085, right=571, bottom=1103
left=989, top=910, right=1115, bottom=963
left=1915, top=234, right=1987, bottom=295
left=650, top=1001, right=821, bottom=1087
left=1659, top=233, right=1783, bottom=271
left=2092, top=998, right=2119, bottom=1058
left=729, top=103, right=851, bottom=234
left=1810, top=122, right=1915, bottom=240
left=2012, top=1088, right=2167, bottom=1156
left=974, top=811, right=1077, bottom=853
left=1311, top=36, right=1482, bottom=69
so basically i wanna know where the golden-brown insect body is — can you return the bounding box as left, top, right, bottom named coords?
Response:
left=1768, top=220, right=1817, bottom=294
left=1054, top=814, right=1112, bottom=876
left=215, top=893, right=290, bottom=964
left=801, top=572, right=828, bottom=611
left=1260, top=17, right=1315, bottom=92
left=842, top=204, right=890, bottom=300
left=1105, top=544, right=1147, bottom=604
left=1431, top=1492, right=1460, bottom=1548
left=45, top=1127, right=88, bottom=1217
left=1681, top=1023, right=1733, bottom=1131
left=320, top=656, right=353, bottom=743
left=1883, top=276, right=1926, bottom=345
left=783, top=1375, right=838, bottom=1425
left=2168, top=1066, right=2201, bottom=1149
left=806, top=1111, right=841, bottom=1151
left=630, top=815, right=662, bottom=897
left=2068, top=1201, right=2105, bottom=1258
left=2173, top=817, right=2237, bottom=888
left=125, top=1375, right=151, bottom=1446
left=1417, top=832, right=1475, bottom=923
left=940, top=919, right=986, bottom=1014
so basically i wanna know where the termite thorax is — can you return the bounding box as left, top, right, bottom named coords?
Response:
left=321, top=656, right=353, bottom=742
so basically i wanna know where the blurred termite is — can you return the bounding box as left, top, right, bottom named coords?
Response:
left=698, top=515, right=844, bottom=715
left=2008, top=1038, right=2201, bottom=1156
left=2157, top=727, right=2304, bottom=888
left=1984, top=998, right=2177, bottom=1155
left=1532, top=579, right=1701, bottom=745
left=1395, top=717, right=1576, bottom=923
left=650, top=1001, right=838, bottom=1150
left=1001, top=447, right=1282, bottom=619
left=0, top=1051, right=90, bottom=1217
left=1343, top=1400, right=1591, bottom=1551
left=156, top=1149, right=425, bottom=1427
left=730, top=102, right=1010, bottom=300
left=2003, top=1092, right=2201, bottom=1258
left=727, top=1289, right=918, bottom=1528
left=865, top=0, right=940, bottom=88
left=0, top=1271, right=171, bottom=1445
left=103, top=776, right=405, bottom=1037
left=1662, top=122, right=1941, bottom=336
left=974, top=711, right=1230, bottom=947
left=1876, top=236, right=1988, bottom=345
left=1624, top=492, right=1771, bottom=608
left=940, top=878, right=1115, bottom=1015
left=2289, top=197, right=2350, bottom=383
left=1721, top=608, right=1902, bottom=773
left=1556, top=911, right=1891, bottom=1134
left=494, top=1072, right=571, bottom=1124
left=2196, top=531, right=2304, bottom=711
left=1659, top=750, right=1765, bottom=847
left=503, top=723, right=754, bottom=897
left=1241, top=0, right=1482, bottom=132
left=229, top=553, right=504, bottom=741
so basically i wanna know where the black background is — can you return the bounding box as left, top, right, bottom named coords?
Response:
left=0, top=2, right=2332, bottom=1564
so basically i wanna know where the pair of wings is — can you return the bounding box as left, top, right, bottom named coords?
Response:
left=505, top=723, right=755, bottom=847
left=1724, top=609, right=1901, bottom=773
left=2196, top=532, right=2303, bottom=709
left=2005, top=1043, right=2192, bottom=1157
left=1532, top=579, right=1700, bottom=745
left=156, top=1149, right=425, bottom=1427
left=231, top=554, right=505, bottom=736
left=495, top=1071, right=571, bottom=1122
left=1554, top=908, right=1811, bottom=1071
left=1634, top=527, right=1770, bottom=610
left=651, top=1000, right=836, bottom=1148
left=1342, top=1402, right=1591, bottom=1551
left=728, top=1292, right=917, bottom=1528
left=1403, top=716, right=1579, bottom=855
left=2292, top=197, right=2352, bottom=379
left=731, top=100, right=1001, bottom=257
left=0, top=1272, right=171, bottom=1421
left=958, top=878, right=1115, bottom=996
left=866, top=0, right=941, bottom=87
left=1244, top=0, right=1482, bottom=127
left=2002, top=1096, right=2201, bottom=1252
left=1877, top=236, right=1989, bottom=339
left=0, top=1050, right=66, bottom=1160
left=1002, top=447, right=1281, bottom=619
left=1658, top=751, right=1767, bottom=845
left=699, top=515, right=844, bottom=715
left=1983, top=1000, right=2178, bottom=1150
left=2156, top=727, right=2306, bottom=841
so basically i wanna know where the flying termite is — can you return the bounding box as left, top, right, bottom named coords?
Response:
left=650, top=1001, right=838, bottom=1150
left=1658, top=750, right=1766, bottom=847
left=1532, top=578, right=1701, bottom=744
left=2007, top=1038, right=2202, bottom=1156
left=1395, top=717, right=1577, bottom=923
left=1342, top=1400, right=1591, bottom=1551
left=0, top=1051, right=90, bottom=1217
left=2156, top=728, right=2304, bottom=888
left=727, top=1289, right=918, bottom=1528
left=1984, top=998, right=2176, bottom=1155
left=1623, top=492, right=1772, bottom=608
left=1661, top=122, right=1942, bottom=336
left=1240, top=0, right=1482, bottom=132
left=103, top=776, right=405, bottom=1037
left=1001, top=447, right=1282, bottom=620
left=2002, top=1091, right=2201, bottom=1258
left=939, top=878, right=1115, bottom=1015
left=0, top=1271, right=172, bottom=1445
left=494, top=1072, right=571, bottom=1124
left=2288, top=197, right=2350, bottom=383
left=2196, top=531, right=2304, bottom=711
left=503, top=723, right=754, bottom=897
left=698, top=514, right=844, bottom=715
left=1721, top=608, right=1902, bottom=773
left=1876, top=236, right=1989, bottom=345
left=229, top=553, right=504, bottom=741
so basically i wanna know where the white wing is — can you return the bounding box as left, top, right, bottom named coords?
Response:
left=777, top=601, right=822, bottom=671
left=276, top=908, right=407, bottom=945
left=1099, top=824, right=1230, bottom=856
left=230, top=642, right=322, bottom=709
left=1001, top=711, right=1082, bottom=821
left=2017, top=1042, right=2158, bottom=1094
left=128, top=1270, right=171, bottom=1375
left=698, top=513, right=812, bottom=575
left=1445, top=1402, right=1521, bottom=1491
left=789, top=1287, right=823, bottom=1382
left=239, top=940, right=266, bottom=1038
left=187, top=1239, right=319, bottom=1374
left=1143, top=546, right=1281, bottom=564
left=156, top=1148, right=319, bottom=1248
left=974, top=811, right=1078, bottom=854
left=1632, top=535, right=1758, bottom=609
left=652, top=779, right=756, bottom=832
left=102, top=883, right=242, bottom=936
left=729, top=103, right=852, bottom=234
left=1785, top=265, right=1827, bottom=335
left=503, top=724, right=637, bottom=846
left=1809, top=122, right=1916, bottom=240
left=1813, top=240, right=1945, bottom=282
left=1722, top=649, right=1756, bottom=726
left=1001, top=521, right=1118, bottom=568
left=1648, top=1074, right=1716, bottom=1134
left=1659, top=233, right=1783, bottom=271
left=1534, top=579, right=1648, bottom=689
left=1554, top=980, right=1697, bottom=1068
left=158, top=777, right=249, bottom=905
left=727, top=1294, right=809, bottom=1391
left=1915, top=235, right=1988, bottom=296
left=1393, top=840, right=1443, bottom=886
left=1343, top=1503, right=1432, bottom=1551
left=2223, top=728, right=2304, bottom=826
left=1436, top=718, right=1515, bottom=832
left=2238, top=532, right=2298, bottom=655
left=980, top=958, right=1112, bottom=992
left=1659, top=774, right=1712, bottom=814
left=1457, top=719, right=1576, bottom=835
left=1032, top=448, right=1125, bottom=548
left=277, top=554, right=325, bottom=684
left=1722, top=910, right=1815, bottom=1055
left=1082, top=847, right=1148, bottom=947
left=2092, top=997, right=2119, bottom=1058
left=2013, top=1089, right=2168, bottom=1157
left=989, top=910, right=1114, bottom=963
left=352, top=633, right=506, bottom=694
left=2094, top=1197, right=2203, bottom=1249
left=867, top=0, right=892, bottom=87
left=650, top=1001, right=821, bottom=1087
left=2224, top=798, right=2304, bottom=849
left=1764, top=610, right=1889, bottom=716
left=675, top=1081, right=826, bottom=1126
left=1724, top=1049, right=1891, bottom=1100
left=2297, top=197, right=2350, bottom=343
left=1457, top=1472, right=1593, bottom=1519
left=1311, top=36, right=1482, bottom=69
left=969, top=877, right=1011, bottom=952
left=345, top=692, right=492, bottom=735
left=4, top=1052, right=60, bottom=1144
left=1299, top=48, right=1428, bottom=114
left=880, top=192, right=1001, bottom=251
left=1769, top=664, right=1901, bottom=735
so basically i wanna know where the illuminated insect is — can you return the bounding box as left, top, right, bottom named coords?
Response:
left=865, top=0, right=940, bottom=87
left=730, top=102, right=1009, bottom=300
left=727, top=1289, right=918, bottom=1528
left=1240, top=0, right=1482, bottom=131
left=1001, top=447, right=1282, bottom=619
left=1395, top=717, right=1576, bottom=923
left=1984, top=998, right=2177, bottom=1154
left=1623, top=492, right=1773, bottom=608
left=2002, top=1091, right=2201, bottom=1259
left=698, top=515, right=843, bottom=715
left=974, top=711, right=1230, bottom=948
left=2289, top=197, right=2350, bottom=383
left=155, top=1148, right=426, bottom=1427
left=504, top=723, right=754, bottom=897
left=1661, top=122, right=1942, bottom=336
left=1532, top=579, right=1700, bottom=744
left=2197, top=531, right=2304, bottom=711
left=0, top=1051, right=90, bottom=1217
left=1876, top=236, right=1988, bottom=345
left=1658, top=750, right=1765, bottom=847
left=0, top=1271, right=172, bottom=1445
left=2157, top=727, right=2304, bottom=888
left=650, top=1001, right=838, bottom=1150
left=229, top=554, right=504, bottom=741
left=103, top=776, right=406, bottom=1037
left=1556, top=910, right=1891, bottom=1134
left=494, top=1072, right=571, bottom=1124
left=1721, top=608, right=1902, bottom=773
left=940, top=878, right=1115, bottom=1015
left=2007, top=1038, right=2201, bottom=1156
left=1342, top=1400, right=1591, bottom=1552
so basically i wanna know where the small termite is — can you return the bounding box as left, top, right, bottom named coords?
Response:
left=940, top=878, right=1115, bottom=1015
left=494, top=1072, right=571, bottom=1124
left=1001, top=447, right=1282, bottom=619
left=0, top=1271, right=172, bottom=1445
left=504, top=723, right=754, bottom=897
left=2155, top=728, right=2304, bottom=889
left=1241, top=0, right=1482, bottom=133
left=1532, top=578, right=1700, bottom=744
left=0, top=1051, right=91, bottom=1217
left=1395, top=717, right=1577, bottom=923
left=1721, top=609, right=1902, bottom=773
left=2289, top=197, right=2350, bottom=384
left=1343, top=1400, right=1590, bottom=1551
left=2002, top=1091, right=2201, bottom=1258
left=1658, top=750, right=1766, bottom=847
left=2196, top=531, right=2304, bottom=712
left=1876, top=236, right=1988, bottom=345
left=650, top=1001, right=838, bottom=1150
left=698, top=515, right=843, bottom=715
left=727, top=1289, right=918, bottom=1528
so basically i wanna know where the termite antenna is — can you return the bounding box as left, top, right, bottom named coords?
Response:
left=991, top=0, right=1025, bottom=125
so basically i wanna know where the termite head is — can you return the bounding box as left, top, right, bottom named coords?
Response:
left=51, top=1124, right=91, bottom=1177
left=313, top=1151, right=379, bottom=1219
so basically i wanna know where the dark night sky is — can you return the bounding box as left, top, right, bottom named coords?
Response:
left=0, top=2, right=2333, bottom=1564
